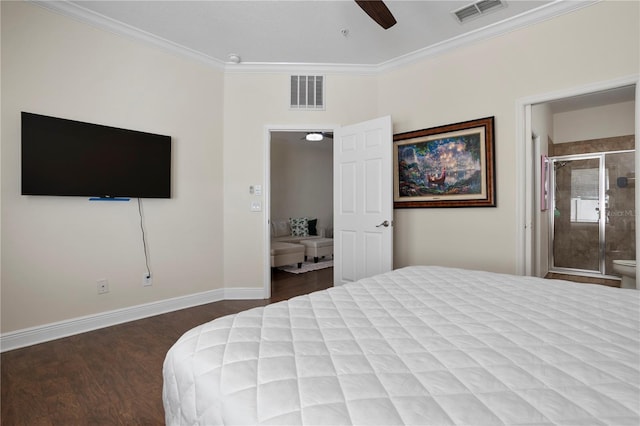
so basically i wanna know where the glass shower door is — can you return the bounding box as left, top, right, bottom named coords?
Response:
left=551, top=156, right=602, bottom=272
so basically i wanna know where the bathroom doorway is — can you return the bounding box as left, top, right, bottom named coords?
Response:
left=517, top=77, right=638, bottom=280
left=549, top=150, right=635, bottom=278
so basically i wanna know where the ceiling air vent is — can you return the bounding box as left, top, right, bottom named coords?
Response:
left=453, top=0, right=505, bottom=24
left=290, top=75, right=324, bottom=110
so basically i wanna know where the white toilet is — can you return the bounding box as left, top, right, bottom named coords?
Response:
left=612, top=260, right=636, bottom=289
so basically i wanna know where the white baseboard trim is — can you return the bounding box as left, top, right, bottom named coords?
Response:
left=0, top=287, right=264, bottom=352
left=224, top=287, right=265, bottom=300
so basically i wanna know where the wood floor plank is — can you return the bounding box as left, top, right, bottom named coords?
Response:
left=1, top=268, right=332, bottom=424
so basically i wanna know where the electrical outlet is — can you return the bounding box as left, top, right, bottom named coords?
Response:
left=142, top=273, right=153, bottom=287
left=97, top=279, right=109, bottom=294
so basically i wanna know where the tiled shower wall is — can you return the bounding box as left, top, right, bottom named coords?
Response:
left=549, top=135, right=634, bottom=156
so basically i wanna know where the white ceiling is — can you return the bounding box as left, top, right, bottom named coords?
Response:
left=54, top=0, right=593, bottom=68
left=42, top=0, right=634, bottom=111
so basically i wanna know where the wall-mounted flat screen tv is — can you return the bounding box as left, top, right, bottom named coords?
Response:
left=21, top=112, right=171, bottom=198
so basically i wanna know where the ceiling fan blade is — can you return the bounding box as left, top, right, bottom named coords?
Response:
left=355, top=0, right=397, bottom=30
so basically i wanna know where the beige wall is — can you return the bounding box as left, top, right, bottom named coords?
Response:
left=1, top=2, right=225, bottom=331
left=378, top=0, right=638, bottom=274
left=1, top=0, right=638, bottom=334
left=222, top=72, right=378, bottom=287
left=554, top=101, right=636, bottom=143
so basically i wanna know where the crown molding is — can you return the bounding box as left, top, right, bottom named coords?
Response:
left=32, top=0, right=227, bottom=70
left=377, top=0, right=599, bottom=72
left=223, top=62, right=379, bottom=75
left=33, top=0, right=598, bottom=75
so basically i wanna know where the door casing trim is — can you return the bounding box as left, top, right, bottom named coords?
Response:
left=263, top=124, right=338, bottom=298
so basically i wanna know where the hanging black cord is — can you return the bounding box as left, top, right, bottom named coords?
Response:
left=138, top=198, right=151, bottom=278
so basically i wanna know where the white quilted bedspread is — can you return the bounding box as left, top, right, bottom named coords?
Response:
left=163, top=266, right=640, bottom=425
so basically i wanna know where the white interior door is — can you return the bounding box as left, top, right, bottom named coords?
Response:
left=334, top=116, right=393, bottom=285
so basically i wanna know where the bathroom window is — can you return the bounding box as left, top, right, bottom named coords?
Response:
left=570, top=168, right=608, bottom=223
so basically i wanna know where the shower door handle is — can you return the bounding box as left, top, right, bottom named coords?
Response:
left=595, top=206, right=609, bottom=222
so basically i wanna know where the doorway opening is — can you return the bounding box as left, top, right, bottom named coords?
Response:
left=517, top=76, right=638, bottom=283
left=265, top=127, right=335, bottom=299
left=264, top=116, right=394, bottom=296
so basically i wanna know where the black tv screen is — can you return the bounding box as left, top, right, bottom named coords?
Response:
left=21, top=112, right=171, bottom=198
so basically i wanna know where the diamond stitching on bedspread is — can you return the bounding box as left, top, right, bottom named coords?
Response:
left=163, top=266, right=640, bottom=425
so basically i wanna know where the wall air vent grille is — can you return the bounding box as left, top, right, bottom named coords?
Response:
left=290, top=75, right=324, bottom=110
left=453, top=0, right=505, bottom=23
left=477, top=0, right=504, bottom=13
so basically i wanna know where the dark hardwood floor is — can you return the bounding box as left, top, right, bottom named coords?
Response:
left=1, top=267, right=333, bottom=425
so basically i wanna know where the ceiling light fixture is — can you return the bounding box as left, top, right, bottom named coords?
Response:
left=227, top=53, right=241, bottom=64
left=305, top=132, right=323, bottom=142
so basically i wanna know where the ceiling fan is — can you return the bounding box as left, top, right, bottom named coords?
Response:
left=355, top=0, right=397, bottom=30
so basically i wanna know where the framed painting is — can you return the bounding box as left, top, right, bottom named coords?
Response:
left=393, top=116, right=496, bottom=208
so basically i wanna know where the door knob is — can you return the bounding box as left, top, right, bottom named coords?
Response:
left=376, top=220, right=390, bottom=228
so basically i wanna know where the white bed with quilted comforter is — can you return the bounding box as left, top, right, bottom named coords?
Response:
left=163, top=266, right=640, bottom=425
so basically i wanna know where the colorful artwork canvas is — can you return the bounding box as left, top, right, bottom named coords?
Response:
left=393, top=117, right=495, bottom=208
